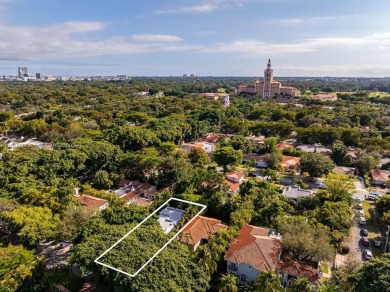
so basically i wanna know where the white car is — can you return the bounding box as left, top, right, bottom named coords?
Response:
left=367, top=194, right=377, bottom=200
left=364, top=249, right=373, bottom=260
left=360, top=216, right=366, bottom=225
left=355, top=197, right=362, bottom=203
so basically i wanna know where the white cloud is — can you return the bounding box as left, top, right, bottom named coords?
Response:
left=204, top=32, right=390, bottom=55
left=132, top=34, right=182, bottom=42
left=155, top=0, right=249, bottom=14
left=0, top=22, right=196, bottom=61
left=156, top=3, right=216, bottom=14
left=273, top=14, right=363, bottom=25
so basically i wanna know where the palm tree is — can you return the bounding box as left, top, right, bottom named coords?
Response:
left=217, top=273, right=239, bottom=292
left=254, top=270, right=283, bottom=292
left=195, top=246, right=218, bottom=277
left=319, top=279, right=339, bottom=292
left=287, top=277, right=314, bottom=292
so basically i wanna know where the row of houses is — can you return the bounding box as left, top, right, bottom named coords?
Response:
left=72, top=186, right=322, bottom=288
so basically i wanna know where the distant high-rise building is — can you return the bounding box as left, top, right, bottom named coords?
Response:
left=36, top=73, right=42, bottom=79
left=18, top=67, right=29, bottom=78
left=236, top=59, right=300, bottom=98
left=183, top=74, right=188, bottom=77
left=190, top=74, right=195, bottom=77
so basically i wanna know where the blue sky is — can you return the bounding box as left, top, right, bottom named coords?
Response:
left=1, top=0, right=390, bottom=76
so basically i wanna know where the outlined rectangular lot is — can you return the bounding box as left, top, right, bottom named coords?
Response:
left=94, top=197, right=206, bottom=277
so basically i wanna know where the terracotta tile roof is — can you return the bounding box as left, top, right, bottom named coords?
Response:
left=225, top=179, right=240, bottom=193
left=120, top=182, right=155, bottom=202
left=182, top=142, right=204, bottom=149
left=281, top=156, right=300, bottom=168
left=133, top=197, right=153, bottom=207
left=226, top=171, right=245, bottom=180
left=224, top=224, right=282, bottom=272
left=277, top=258, right=321, bottom=284
left=371, top=169, right=390, bottom=182
left=73, top=194, right=108, bottom=209
left=201, top=134, right=223, bottom=143
left=119, top=179, right=132, bottom=188
left=276, top=143, right=294, bottom=150
left=178, top=216, right=228, bottom=247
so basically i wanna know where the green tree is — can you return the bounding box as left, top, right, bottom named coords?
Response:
left=254, top=270, right=283, bottom=292
left=195, top=246, right=218, bottom=277
left=355, top=153, right=380, bottom=175
left=0, top=245, right=38, bottom=291
left=218, top=273, right=239, bottom=292
left=188, top=147, right=210, bottom=167
left=348, top=253, right=390, bottom=292
left=214, top=147, right=243, bottom=172
left=263, top=152, right=282, bottom=170
left=287, top=277, right=314, bottom=292
left=315, top=201, right=352, bottom=234
left=278, top=216, right=335, bottom=262
left=300, top=152, right=335, bottom=178
left=324, top=172, right=355, bottom=204
left=331, top=142, right=353, bottom=166
left=71, top=208, right=210, bottom=291
left=57, top=205, right=95, bottom=241
left=3, top=206, right=60, bottom=245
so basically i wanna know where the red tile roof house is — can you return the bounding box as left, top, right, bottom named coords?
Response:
left=243, top=154, right=268, bottom=168
left=181, top=141, right=216, bottom=153
left=370, top=169, right=390, bottom=185
left=224, top=224, right=322, bottom=286
left=177, top=216, right=228, bottom=251
left=225, top=224, right=283, bottom=283
left=114, top=180, right=158, bottom=207
left=277, top=258, right=322, bottom=288
left=73, top=194, right=109, bottom=211
left=281, top=156, right=301, bottom=170
left=225, top=172, right=245, bottom=195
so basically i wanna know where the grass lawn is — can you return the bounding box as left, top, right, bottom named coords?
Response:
left=321, top=263, right=329, bottom=274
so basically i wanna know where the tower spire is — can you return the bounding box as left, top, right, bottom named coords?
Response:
left=267, top=59, right=271, bottom=69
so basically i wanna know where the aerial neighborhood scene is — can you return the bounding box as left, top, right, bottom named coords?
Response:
left=1, top=0, right=390, bottom=291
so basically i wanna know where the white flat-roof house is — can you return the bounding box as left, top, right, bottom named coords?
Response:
left=158, top=207, right=186, bottom=234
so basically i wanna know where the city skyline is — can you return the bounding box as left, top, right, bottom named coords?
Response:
left=1, top=0, right=390, bottom=77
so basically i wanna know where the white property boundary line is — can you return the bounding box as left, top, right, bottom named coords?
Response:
left=94, top=197, right=207, bottom=277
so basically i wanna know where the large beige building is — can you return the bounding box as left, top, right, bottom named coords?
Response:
left=236, top=59, right=300, bottom=98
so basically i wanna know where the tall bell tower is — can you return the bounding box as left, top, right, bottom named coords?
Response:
left=262, top=59, right=273, bottom=98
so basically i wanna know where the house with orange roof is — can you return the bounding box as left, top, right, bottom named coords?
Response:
left=277, top=258, right=322, bottom=288
left=225, top=224, right=283, bottom=283
left=225, top=171, right=245, bottom=195
left=181, top=141, right=215, bottom=153
left=226, top=171, right=245, bottom=183
left=281, top=156, right=300, bottom=170
left=73, top=194, right=109, bottom=211
left=113, top=180, right=160, bottom=206
left=370, top=169, right=390, bottom=185
left=178, top=216, right=228, bottom=250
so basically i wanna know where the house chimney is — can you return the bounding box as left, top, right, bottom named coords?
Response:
left=74, top=188, right=79, bottom=195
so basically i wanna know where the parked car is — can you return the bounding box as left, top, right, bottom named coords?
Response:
left=357, top=203, right=363, bottom=210
left=374, top=240, right=381, bottom=248
left=380, top=183, right=387, bottom=188
left=360, top=228, right=368, bottom=236
left=354, top=197, right=362, bottom=203
left=361, top=237, right=369, bottom=246
left=364, top=249, right=373, bottom=260
left=360, top=216, right=366, bottom=225
left=367, top=194, right=377, bottom=200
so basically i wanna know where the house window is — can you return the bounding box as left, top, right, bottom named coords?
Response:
left=227, top=262, right=237, bottom=271
left=240, top=274, right=247, bottom=282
